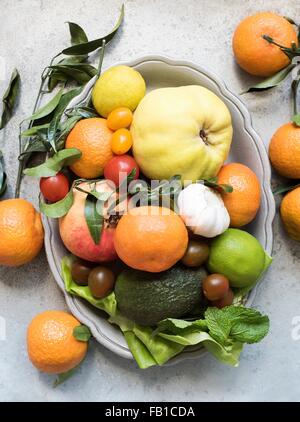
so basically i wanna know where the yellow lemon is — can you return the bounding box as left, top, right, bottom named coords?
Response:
left=92, top=65, right=146, bottom=118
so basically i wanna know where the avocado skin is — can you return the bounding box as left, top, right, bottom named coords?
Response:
left=115, top=265, right=207, bottom=326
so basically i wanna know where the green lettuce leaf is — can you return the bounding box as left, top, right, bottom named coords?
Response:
left=123, top=332, right=157, bottom=369
left=109, top=313, right=184, bottom=367
left=158, top=331, right=242, bottom=367
left=133, top=325, right=184, bottom=365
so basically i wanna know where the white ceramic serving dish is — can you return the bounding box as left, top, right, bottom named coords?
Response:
left=43, top=55, right=276, bottom=363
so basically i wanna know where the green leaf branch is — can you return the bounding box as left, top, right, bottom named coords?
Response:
left=15, top=4, right=124, bottom=198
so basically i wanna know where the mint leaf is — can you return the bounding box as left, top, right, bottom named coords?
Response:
left=204, top=307, right=232, bottom=345
left=205, top=306, right=270, bottom=346
left=222, top=306, right=270, bottom=344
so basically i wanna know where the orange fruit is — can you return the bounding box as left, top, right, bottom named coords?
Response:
left=280, top=187, right=300, bottom=241
left=114, top=206, right=188, bottom=272
left=269, top=122, right=300, bottom=179
left=0, top=198, right=44, bottom=266
left=232, top=12, right=298, bottom=77
left=217, top=163, right=261, bottom=227
left=65, top=118, right=113, bottom=179
left=27, top=310, right=88, bottom=374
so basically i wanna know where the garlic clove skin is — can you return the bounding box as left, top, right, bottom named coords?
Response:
left=177, top=183, right=230, bottom=238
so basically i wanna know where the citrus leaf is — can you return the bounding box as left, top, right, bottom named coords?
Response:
left=53, top=365, right=79, bottom=387
left=47, top=114, right=61, bottom=152
left=50, top=88, right=83, bottom=146
left=46, top=88, right=82, bottom=150
left=75, top=184, right=112, bottom=201
left=49, top=65, right=97, bottom=85
left=273, top=182, right=300, bottom=195
left=241, top=63, right=295, bottom=94
left=61, top=4, right=124, bottom=55
left=51, top=63, right=97, bottom=77
left=0, top=68, right=20, bottom=129
left=54, top=87, right=83, bottom=118
left=84, top=194, right=104, bottom=244
left=203, top=179, right=233, bottom=193
left=283, top=16, right=298, bottom=25
left=0, top=172, right=7, bottom=197
left=55, top=115, right=82, bottom=151
left=19, top=136, right=49, bottom=158
left=21, top=123, right=50, bottom=137
left=73, top=325, right=92, bottom=342
left=68, top=106, right=98, bottom=119
left=67, top=22, right=88, bottom=45
left=39, top=187, right=74, bottom=218
left=292, top=113, right=300, bottom=127
left=0, top=152, right=7, bottom=197
left=25, top=88, right=64, bottom=121
left=48, top=56, right=88, bottom=91
left=59, top=115, right=82, bottom=133
left=48, top=71, right=68, bottom=92
left=23, top=148, right=81, bottom=177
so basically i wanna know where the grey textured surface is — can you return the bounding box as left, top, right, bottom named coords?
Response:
left=0, top=0, right=299, bottom=402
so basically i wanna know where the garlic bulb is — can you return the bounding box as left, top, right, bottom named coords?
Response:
left=177, top=183, right=230, bottom=238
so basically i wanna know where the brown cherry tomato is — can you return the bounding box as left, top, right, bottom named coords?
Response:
left=88, top=266, right=115, bottom=299
left=181, top=240, right=210, bottom=267
left=202, top=273, right=229, bottom=301
left=211, top=288, right=234, bottom=309
left=71, top=259, right=94, bottom=286
left=107, top=107, right=133, bottom=131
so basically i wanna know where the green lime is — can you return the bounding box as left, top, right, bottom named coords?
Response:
left=92, top=65, right=146, bottom=117
left=207, top=229, right=272, bottom=288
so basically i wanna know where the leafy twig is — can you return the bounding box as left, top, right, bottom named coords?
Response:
left=273, top=182, right=300, bottom=195
left=0, top=68, right=21, bottom=129
left=15, top=54, right=61, bottom=198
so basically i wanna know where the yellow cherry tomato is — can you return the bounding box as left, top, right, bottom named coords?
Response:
left=111, top=129, right=133, bottom=155
left=107, top=107, right=133, bottom=131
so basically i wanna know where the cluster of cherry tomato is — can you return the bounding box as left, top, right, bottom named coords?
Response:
left=40, top=107, right=141, bottom=203
left=180, top=238, right=233, bottom=308
left=104, top=107, right=139, bottom=186
left=71, top=259, right=115, bottom=299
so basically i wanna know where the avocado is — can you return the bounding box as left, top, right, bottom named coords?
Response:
left=114, top=265, right=207, bottom=326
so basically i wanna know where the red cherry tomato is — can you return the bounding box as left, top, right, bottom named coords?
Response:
left=104, top=155, right=139, bottom=186
left=40, top=172, right=69, bottom=203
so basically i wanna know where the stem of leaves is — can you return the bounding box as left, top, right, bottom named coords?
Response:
left=15, top=54, right=61, bottom=198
